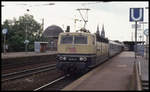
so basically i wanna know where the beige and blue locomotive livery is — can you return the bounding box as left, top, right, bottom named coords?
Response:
left=56, top=30, right=123, bottom=74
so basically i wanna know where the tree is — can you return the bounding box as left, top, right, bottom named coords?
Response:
left=1, top=14, right=44, bottom=52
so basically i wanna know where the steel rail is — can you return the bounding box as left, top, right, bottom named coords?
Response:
left=33, top=76, right=66, bottom=91
left=2, top=64, right=56, bottom=82
left=2, top=64, right=56, bottom=77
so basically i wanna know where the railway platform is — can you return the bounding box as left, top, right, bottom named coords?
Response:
left=2, top=51, right=57, bottom=68
left=2, top=51, right=57, bottom=59
left=62, top=51, right=149, bottom=90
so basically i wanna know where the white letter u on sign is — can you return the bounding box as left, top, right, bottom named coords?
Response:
left=131, top=8, right=143, bottom=21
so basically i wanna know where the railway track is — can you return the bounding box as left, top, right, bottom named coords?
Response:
left=33, top=70, right=92, bottom=91
left=33, top=74, right=80, bottom=91
left=34, top=76, right=66, bottom=91
left=2, top=64, right=56, bottom=82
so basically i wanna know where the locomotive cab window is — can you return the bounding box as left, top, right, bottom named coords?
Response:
left=60, top=35, right=73, bottom=44
left=74, top=35, right=87, bottom=44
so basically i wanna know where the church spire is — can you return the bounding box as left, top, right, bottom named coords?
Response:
left=96, top=24, right=100, bottom=36
left=97, top=24, right=99, bottom=31
left=101, top=24, right=105, bottom=38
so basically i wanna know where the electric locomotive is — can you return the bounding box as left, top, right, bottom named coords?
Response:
left=56, top=28, right=109, bottom=74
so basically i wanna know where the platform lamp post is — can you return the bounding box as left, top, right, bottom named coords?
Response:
left=39, top=18, right=44, bottom=33
left=135, top=21, right=138, bottom=59
left=24, top=9, right=30, bottom=52
left=42, top=18, right=44, bottom=32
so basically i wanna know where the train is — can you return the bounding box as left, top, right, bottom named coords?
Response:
left=56, top=28, right=124, bottom=74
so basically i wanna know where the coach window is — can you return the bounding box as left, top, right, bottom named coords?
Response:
left=60, top=35, right=73, bottom=44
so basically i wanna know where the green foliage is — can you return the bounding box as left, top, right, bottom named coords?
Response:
left=1, top=14, right=44, bottom=52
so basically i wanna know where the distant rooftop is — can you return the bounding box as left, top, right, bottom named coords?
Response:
left=42, top=25, right=64, bottom=37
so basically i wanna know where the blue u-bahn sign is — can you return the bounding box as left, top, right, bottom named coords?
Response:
left=130, top=8, right=144, bottom=22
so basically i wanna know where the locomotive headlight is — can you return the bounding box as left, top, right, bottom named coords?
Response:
left=59, top=56, right=66, bottom=60
left=80, top=57, right=84, bottom=61
left=63, top=57, right=66, bottom=60
left=80, top=57, right=87, bottom=61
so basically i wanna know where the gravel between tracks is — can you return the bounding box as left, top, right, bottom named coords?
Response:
left=2, top=61, right=56, bottom=74
left=2, top=69, right=63, bottom=90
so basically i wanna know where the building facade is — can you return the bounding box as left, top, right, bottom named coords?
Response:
left=42, top=25, right=64, bottom=51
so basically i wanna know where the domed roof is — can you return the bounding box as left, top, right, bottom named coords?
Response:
left=42, top=25, right=63, bottom=37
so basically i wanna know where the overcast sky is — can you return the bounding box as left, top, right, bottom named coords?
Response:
left=1, top=1, right=149, bottom=42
